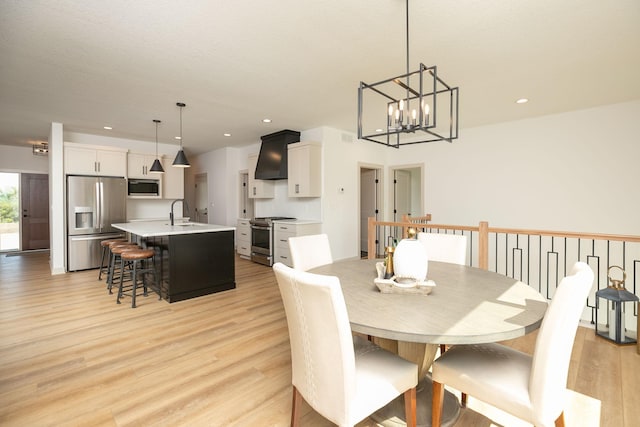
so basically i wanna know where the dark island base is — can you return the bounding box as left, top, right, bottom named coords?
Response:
left=143, top=230, right=236, bottom=302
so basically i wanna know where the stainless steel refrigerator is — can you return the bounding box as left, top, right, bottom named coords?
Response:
left=67, top=175, right=126, bottom=271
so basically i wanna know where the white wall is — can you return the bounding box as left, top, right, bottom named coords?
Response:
left=0, top=145, right=49, bottom=173
left=315, top=100, right=640, bottom=261
left=391, top=99, right=640, bottom=235
left=319, top=127, right=389, bottom=260
left=188, top=146, right=245, bottom=226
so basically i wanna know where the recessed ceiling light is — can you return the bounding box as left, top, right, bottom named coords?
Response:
left=516, top=98, right=529, bottom=104
left=375, top=128, right=384, bottom=133
left=174, top=136, right=181, bottom=140
left=103, top=126, right=112, bottom=130
left=262, top=118, right=272, bottom=123
left=223, top=133, right=231, bottom=137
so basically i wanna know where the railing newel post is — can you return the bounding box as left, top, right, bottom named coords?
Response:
left=368, top=217, right=376, bottom=259
left=479, top=221, right=489, bottom=270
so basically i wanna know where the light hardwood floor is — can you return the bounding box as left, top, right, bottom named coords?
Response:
left=0, top=252, right=638, bottom=426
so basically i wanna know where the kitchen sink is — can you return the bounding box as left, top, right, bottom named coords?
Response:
left=165, top=222, right=197, bottom=226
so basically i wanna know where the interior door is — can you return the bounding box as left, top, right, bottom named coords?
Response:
left=394, top=169, right=411, bottom=222
left=360, top=167, right=381, bottom=257
left=21, top=173, right=50, bottom=250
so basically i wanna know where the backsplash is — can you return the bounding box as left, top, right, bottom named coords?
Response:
left=127, top=198, right=188, bottom=221
left=253, top=180, right=321, bottom=220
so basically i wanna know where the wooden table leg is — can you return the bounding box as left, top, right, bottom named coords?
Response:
left=398, top=342, right=439, bottom=379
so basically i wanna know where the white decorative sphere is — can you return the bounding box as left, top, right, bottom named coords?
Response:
left=393, top=238, right=429, bottom=282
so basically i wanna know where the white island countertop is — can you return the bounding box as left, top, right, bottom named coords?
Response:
left=112, top=221, right=235, bottom=237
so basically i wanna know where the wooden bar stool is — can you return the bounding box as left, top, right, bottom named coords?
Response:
left=106, top=242, right=139, bottom=294
left=117, top=248, right=160, bottom=308
left=98, top=238, right=126, bottom=280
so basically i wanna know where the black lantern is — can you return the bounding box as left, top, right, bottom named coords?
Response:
left=595, top=266, right=638, bottom=344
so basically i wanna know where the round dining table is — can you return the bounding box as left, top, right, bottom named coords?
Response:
left=310, top=258, right=548, bottom=427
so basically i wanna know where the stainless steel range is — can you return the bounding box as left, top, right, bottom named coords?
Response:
left=250, top=217, right=295, bottom=266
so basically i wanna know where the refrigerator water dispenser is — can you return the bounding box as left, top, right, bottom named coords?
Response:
left=74, top=207, right=94, bottom=230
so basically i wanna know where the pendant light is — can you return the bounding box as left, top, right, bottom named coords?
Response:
left=172, top=102, right=191, bottom=167
left=357, top=0, right=459, bottom=147
left=149, top=119, right=165, bottom=173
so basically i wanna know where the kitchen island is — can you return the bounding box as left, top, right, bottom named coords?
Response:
left=112, top=221, right=236, bottom=302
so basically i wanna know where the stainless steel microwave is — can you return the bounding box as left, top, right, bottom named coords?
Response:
left=128, top=179, right=160, bottom=197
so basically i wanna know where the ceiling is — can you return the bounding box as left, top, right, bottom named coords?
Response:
left=1, top=0, right=639, bottom=155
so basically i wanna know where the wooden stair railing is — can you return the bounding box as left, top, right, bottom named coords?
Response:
left=367, top=217, right=640, bottom=354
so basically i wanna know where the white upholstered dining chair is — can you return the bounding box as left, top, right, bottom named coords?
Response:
left=288, top=233, right=333, bottom=271
left=418, top=231, right=468, bottom=354
left=417, top=232, right=467, bottom=265
left=273, top=262, right=418, bottom=427
left=431, top=262, right=594, bottom=427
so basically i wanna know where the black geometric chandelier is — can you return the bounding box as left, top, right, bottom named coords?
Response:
left=357, top=0, right=459, bottom=148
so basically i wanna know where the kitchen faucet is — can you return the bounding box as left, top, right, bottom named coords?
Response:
left=170, top=199, right=190, bottom=226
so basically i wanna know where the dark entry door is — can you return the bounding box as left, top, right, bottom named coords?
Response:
left=21, top=173, right=50, bottom=250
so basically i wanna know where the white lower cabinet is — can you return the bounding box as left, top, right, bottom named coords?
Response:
left=236, top=219, right=251, bottom=258
left=272, top=221, right=322, bottom=267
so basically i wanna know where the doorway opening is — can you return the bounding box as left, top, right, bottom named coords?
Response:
left=194, top=173, right=209, bottom=224
left=359, top=165, right=383, bottom=258
left=238, top=170, right=254, bottom=219
left=0, top=172, right=19, bottom=252
left=0, top=172, right=50, bottom=253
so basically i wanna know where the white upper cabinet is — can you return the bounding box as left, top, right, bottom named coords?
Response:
left=64, top=143, right=127, bottom=177
left=287, top=141, right=322, bottom=198
left=248, top=153, right=274, bottom=198
left=127, top=153, right=157, bottom=178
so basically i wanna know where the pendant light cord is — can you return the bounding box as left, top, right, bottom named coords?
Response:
left=155, top=121, right=159, bottom=157
left=405, top=0, right=411, bottom=108
left=179, top=105, right=183, bottom=149
left=406, top=0, right=410, bottom=78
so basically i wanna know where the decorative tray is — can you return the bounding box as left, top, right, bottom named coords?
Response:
left=374, top=263, right=436, bottom=295
left=374, top=277, right=436, bottom=295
